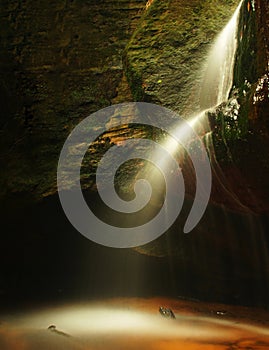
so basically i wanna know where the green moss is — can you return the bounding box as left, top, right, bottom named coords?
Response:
left=124, top=0, right=239, bottom=111
left=0, top=0, right=146, bottom=198
left=233, top=1, right=258, bottom=88
left=212, top=0, right=268, bottom=163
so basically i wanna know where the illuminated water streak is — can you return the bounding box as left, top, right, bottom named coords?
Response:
left=103, top=2, right=244, bottom=241
left=161, top=0, right=243, bottom=164
left=2, top=300, right=269, bottom=350
left=200, top=0, right=243, bottom=110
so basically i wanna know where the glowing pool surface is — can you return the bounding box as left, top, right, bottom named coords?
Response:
left=1, top=298, right=269, bottom=349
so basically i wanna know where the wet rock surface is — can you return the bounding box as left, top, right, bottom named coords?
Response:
left=124, top=0, right=239, bottom=113
left=159, top=306, right=176, bottom=319
left=1, top=0, right=269, bottom=309
left=0, top=0, right=268, bottom=211
left=210, top=0, right=269, bottom=212
left=0, top=0, right=145, bottom=197
left=125, top=0, right=269, bottom=213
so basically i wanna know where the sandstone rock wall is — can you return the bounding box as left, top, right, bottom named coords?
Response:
left=211, top=0, right=269, bottom=212
left=0, top=0, right=145, bottom=198
left=124, top=0, right=239, bottom=113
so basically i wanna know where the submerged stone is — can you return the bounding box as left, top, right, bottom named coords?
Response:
left=159, top=306, right=176, bottom=319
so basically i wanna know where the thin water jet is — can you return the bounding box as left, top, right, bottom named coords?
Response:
left=126, top=1, right=244, bottom=227
left=159, top=0, right=243, bottom=161
left=200, top=0, right=243, bottom=110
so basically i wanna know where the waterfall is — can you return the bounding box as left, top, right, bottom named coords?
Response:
left=161, top=1, right=243, bottom=162
left=196, top=0, right=250, bottom=213
left=134, top=1, right=245, bottom=219
left=166, top=0, right=246, bottom=213
left=199, top=1, right=243, bottom=110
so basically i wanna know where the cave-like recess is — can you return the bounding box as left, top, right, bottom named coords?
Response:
left=0, top=0, right=269, bottom=309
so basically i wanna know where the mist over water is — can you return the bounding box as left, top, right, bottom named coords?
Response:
left=2, top=298, right=269, bottom=350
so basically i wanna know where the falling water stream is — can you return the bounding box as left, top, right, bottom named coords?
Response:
left=193, top=0, right=249, bottom=212
left=160, top=0, right=244, bottom=209
left=199, top=1, right=243, bottom=109
left=161, top=0, right=243, bottom=147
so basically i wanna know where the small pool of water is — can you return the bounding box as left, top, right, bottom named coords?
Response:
left=1, top=298, right=269, bottom=349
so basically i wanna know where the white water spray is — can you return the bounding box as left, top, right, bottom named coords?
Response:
left=158, top=1, right=245, bottom=217
left=162, top=1, right=243, bottom=156
left=196, top=0, right=250, bottom=212
left=200, top=1, right=243, bottom=110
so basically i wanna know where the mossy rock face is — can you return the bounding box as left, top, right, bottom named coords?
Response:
left=124, top=0, right=269, bottom=269
left=233, top=0, right=269, bottom=130
left=1, top=0, right=269, bottom=308
left=210, top=0, right=269, bottom=212
left=0, top=0, right=145, bottom=198
left=124, top=0, right=239, bottom=114
left=124, top=0, right=269, bottom=213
